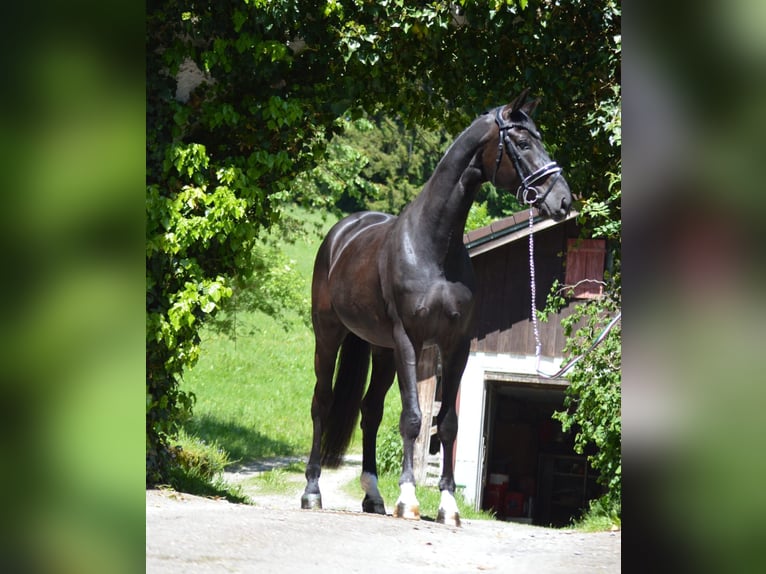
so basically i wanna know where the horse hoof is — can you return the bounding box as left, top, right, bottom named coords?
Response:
left=437, top=508, right=461, bottom=527
left=393, top=502, right=421, bottom=520
left=301, top=492, right=322, bottom=510
left=362, top=495, right=386, bottom=515
left=393, top=483, right=420, bottom=520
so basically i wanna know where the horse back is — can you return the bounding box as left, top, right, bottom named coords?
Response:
left=319, top=212, right=395, bottom=274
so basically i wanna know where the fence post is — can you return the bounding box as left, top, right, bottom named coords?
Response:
left=413, top=348, right=439, bottom=485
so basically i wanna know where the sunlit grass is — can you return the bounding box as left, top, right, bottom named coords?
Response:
left=242, top=464, right=306, bottom=497
left=183, top=311, right=317, bottom=462
left=166, top=429, right=249, bottom=503
left=569, top=496, right=621, bottom=532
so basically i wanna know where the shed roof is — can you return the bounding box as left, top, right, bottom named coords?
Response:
left=463, top=208, right=579, bottom=257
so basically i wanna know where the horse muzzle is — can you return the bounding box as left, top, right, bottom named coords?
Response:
left=518, top=164, right=572, bottom=220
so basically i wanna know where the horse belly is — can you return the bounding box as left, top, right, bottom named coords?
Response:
left=339, top=310, right=395, bottom=349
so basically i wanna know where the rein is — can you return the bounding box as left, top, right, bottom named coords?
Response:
left=493, top=107, right=563, bottom=206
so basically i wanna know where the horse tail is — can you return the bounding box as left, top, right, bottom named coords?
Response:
left=320, top=333, right=370, bottom=468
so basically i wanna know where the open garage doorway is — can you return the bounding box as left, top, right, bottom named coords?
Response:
left=480, top=372, right=603, bottom=527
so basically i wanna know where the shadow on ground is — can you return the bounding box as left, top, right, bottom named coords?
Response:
left=184, top=414, right=299, bottom=463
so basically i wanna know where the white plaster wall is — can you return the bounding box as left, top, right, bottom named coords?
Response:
left=454, top=352, right=564, bottom=509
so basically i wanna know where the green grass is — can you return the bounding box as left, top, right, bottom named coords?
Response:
left=183, top=312, right=317, bottom=462
left=568, top=496, right=621, bottom=532
left=241, top=462, right=306, bottom=497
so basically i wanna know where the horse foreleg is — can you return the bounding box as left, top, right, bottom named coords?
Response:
left=435, top=403, right=461, bottom=527
left=360, top=348, right=395, bottom=514
left=392, top=325, right=422, bottom=520
left=434, top=342, right=470, bottom=527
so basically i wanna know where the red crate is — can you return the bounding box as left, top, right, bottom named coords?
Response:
left=484, top=483, right=507, bottom=515
left=504, top=491, right=525, bottom=517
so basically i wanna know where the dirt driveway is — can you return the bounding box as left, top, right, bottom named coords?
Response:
left=146, top=459, right=620, bottom=573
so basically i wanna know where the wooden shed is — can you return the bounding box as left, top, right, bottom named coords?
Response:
left=415, top=209, right=609, bottom=526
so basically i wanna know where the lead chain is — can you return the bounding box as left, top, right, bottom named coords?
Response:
left=528, top=207, right=542, bottom=371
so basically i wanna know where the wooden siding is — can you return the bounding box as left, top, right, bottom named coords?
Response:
left=469, top=219, right=579, bottom=356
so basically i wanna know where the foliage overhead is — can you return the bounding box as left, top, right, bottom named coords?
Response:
left=147, top=0, right=621, bottom=485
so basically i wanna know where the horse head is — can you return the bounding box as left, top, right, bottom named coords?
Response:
left=483, top=89, right=573, bottom=221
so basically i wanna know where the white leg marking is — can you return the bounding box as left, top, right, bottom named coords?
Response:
left=394, top=482, right=421, bottom=520
left=437, top=490, right=461, bottom=527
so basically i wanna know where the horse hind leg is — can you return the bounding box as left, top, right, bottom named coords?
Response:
left=301, top=361, right=333, bottom=509
left=301, top=327, right=344, bottom=510
left=359, top=347, right=396, bottom=514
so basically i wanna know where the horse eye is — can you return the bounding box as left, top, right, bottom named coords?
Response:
left=518, top=140, right=531, bottom=150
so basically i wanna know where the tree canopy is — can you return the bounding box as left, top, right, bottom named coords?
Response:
left=147, top=0, right=621, bottom=485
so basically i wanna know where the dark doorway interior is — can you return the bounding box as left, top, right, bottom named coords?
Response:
left=482, top=379, right=603, bottom=527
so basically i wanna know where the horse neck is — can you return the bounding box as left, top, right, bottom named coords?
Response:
left=403, top=115, right=492, bottom=262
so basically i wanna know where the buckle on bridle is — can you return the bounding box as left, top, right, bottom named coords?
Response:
left=516, top=162, right=562, bottom=205
left=521, top=187, right=540, bottom=204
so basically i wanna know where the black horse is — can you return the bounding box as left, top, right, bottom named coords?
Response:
left=301, top=90, right=572, bottom=526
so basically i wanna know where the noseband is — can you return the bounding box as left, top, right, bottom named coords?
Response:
left=492, top=107, right=562, bottom=205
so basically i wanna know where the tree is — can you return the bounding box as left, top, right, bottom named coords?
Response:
left=294, top=115, right=451, bottom=214
left=147, top=0, right=621, bottom=484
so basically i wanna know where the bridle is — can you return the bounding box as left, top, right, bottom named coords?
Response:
left=492, top=107, right=563, bottom=206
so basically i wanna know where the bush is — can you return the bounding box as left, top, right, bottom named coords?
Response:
left=164, top=431, right=248, bottom=503
left=573, top=494, right=621, bottom=531
left=376, top=425, right=403, bottom=476
left=552, top=297, right=621, bottom=510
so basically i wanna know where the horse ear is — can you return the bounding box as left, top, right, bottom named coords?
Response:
left=521, top=97, right=540, bottom=117
left=510, top=88, right=532, bottom=112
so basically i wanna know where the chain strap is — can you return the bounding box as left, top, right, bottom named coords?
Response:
left=527, top=207, right=543, bottom=375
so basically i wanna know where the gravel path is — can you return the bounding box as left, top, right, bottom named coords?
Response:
left=223, top=454, right=364, bottom=513
left=147, top=457, right=621, bottom=573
